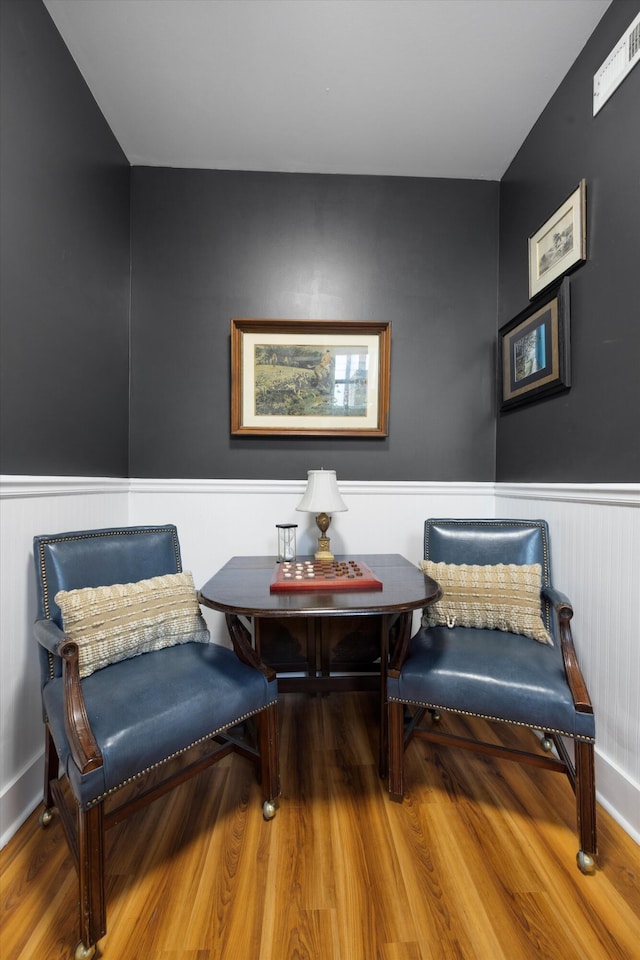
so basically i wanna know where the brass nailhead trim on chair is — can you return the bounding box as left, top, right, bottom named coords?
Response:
left=81, top=700, right=279, bottom=809
left=387, top=696, right=595, bottom=743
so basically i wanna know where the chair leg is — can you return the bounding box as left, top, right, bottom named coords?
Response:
left=77, top=803, right=106, bottom=952
left=257, top=702, right=280, bottom=807
left=40, top=725, right=59, bottom=825
left=388, top=701, right=405, bottom=802
left=575, top=740, right=597, bottom=872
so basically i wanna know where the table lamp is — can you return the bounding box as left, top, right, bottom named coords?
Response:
left=296, top=469, right=347, bottom=561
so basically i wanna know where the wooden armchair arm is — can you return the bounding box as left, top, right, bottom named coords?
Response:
left=542, top=586, right=593, bottom=715
left=225, top=613, right=276, bottom=682
left=59, top=640, right=103, bottom=774
left=35, top=618, right=103, bottom=771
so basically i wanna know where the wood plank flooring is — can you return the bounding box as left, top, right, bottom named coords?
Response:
left=2, top=692, right=639, bottom=960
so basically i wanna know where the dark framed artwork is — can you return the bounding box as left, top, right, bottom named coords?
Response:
left=499, top=278, right=571, bottom=411
left=230, top=318, right=391, bottom=436
left=528, top=180, right=586, bottom=298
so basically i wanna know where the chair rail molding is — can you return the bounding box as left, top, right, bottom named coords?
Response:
left=0, top=475, right=130, bottom=498
left=496, top=482, right=640, bottom=508
left=127, top=477, right=497, bottom=497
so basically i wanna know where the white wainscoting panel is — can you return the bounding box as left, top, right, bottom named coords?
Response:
left=128, top=479, right=496, bottom=639
left=0, top=477, right=129, bottom=848
left=495, top=484, right=640, bottom=843
left=2, top=477, right=638, bottom=852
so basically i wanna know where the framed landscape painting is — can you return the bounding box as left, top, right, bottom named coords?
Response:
left=230, top=318, right=391, bottom=437
left=499, top=278, right=571, bottom=411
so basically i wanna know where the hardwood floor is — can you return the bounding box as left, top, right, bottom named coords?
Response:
left=2, top=692, right=639, bottom=960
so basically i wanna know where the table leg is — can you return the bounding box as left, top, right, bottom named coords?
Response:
left=379, top=614, right=389, bottom=778
left=308, top=617, right=320, bottom=680
left=253, top=615, right=261, bottom=656
left=379, top=611, right=413, bottom=778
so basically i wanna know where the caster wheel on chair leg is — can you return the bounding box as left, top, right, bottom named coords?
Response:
left=577, top=850, right=596, bottom=874
left=39, top=807, right=53, bottom=828
left=263, top=800, right=276, bottom=821
left=74, top=942, right=97, bottom=960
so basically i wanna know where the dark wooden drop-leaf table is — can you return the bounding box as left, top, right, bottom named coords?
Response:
left=199, top=554, right=440, bottom=776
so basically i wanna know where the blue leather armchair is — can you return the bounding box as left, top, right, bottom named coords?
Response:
left=33, top=525, right=280, bottom=959
left=387, top=519, right=597, bottom=873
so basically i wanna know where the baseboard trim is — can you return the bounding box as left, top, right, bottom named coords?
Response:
left=596, top=749, right=640, bottom=846
left=0, top=751, right=42, bottom=849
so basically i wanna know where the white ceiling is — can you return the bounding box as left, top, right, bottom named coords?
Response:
left=43, top=0, right=612, bottom=180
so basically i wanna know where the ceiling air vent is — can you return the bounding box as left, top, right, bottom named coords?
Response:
left=593, top=11, right=640, bottom=115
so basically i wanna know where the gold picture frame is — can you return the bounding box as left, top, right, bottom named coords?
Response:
left=231, top=318, right=391, bottom=437
left=528, top=180, right=586, bottom=298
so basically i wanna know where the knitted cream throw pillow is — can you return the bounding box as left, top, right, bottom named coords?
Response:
left=420, top=561, right=552, bottom=645
left=55, top=571, right=210, bottom=677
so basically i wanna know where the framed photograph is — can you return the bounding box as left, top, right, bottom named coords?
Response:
left=230, top=318, right=391, bottom=436
left=528, top=180, right=586, bottom=298
left=499, top=278, right=570, bottom=411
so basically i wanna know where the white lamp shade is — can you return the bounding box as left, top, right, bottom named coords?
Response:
left=296, top=469, right=347, bottom=514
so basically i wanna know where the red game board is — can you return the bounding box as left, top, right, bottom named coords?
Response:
left=270, top=558, right=383, bottom=593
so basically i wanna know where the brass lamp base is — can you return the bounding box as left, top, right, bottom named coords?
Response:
left=314, top=512, right=335, bottom=561
left=314, top=540, right=334, bottom=561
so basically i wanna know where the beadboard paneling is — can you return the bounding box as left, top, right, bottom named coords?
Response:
left=128, top=478, right=495, bottom=639
left=495, top=484, right=640, bottom=842
left=2, top=477, right=638, bottom=850
left=0, top=478, right=128, bottom=847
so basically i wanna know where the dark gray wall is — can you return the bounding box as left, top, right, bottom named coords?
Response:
left=130, top=169, right=499, bottom=480
left=0, top=0, right=130, bottom=477
left=4, top=0, right=636, bottom=483
left=496, top=0, right=640, bottom=481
